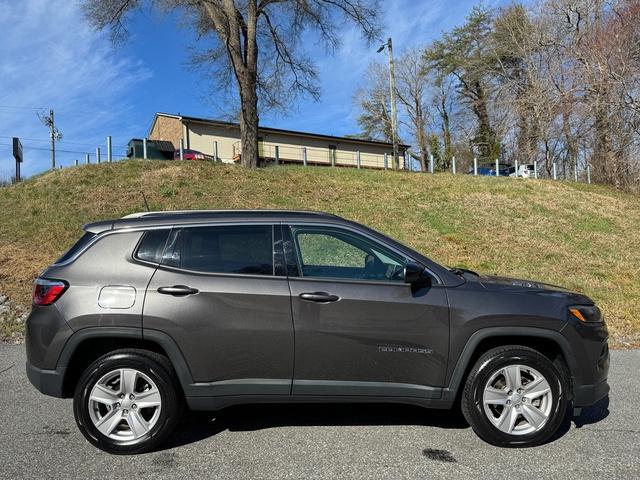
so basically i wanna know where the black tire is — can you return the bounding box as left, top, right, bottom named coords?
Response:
left=461, top=345, right=567, bottom=448
left=73, top=349, right=183, bottom=454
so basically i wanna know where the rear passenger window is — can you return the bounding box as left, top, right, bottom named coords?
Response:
left=135, top=229, right=170, bottom=264
left=56, top=231, right=96, bottom=264
left=170, top=225, right=274, bottom=275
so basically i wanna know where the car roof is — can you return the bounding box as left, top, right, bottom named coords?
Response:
left=84, top=210, right=346, bottom=233
left=81, top=209, right=462, bottom=287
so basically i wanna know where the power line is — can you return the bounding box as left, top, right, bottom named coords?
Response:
left=0, top=135, right=128, bottom=148
left=0, top=105, right=47, bottom=111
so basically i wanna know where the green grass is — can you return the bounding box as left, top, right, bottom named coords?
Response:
left=1, top=160, right=639, bottom=347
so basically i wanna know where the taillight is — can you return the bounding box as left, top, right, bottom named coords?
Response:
left=33, top=278, right=68, bottom=306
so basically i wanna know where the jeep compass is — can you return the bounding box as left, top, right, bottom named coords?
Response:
left=25, top=210, right=610, bottom=453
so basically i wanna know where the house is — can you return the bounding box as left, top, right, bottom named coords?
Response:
left=148, top=112, right=409, bottom=169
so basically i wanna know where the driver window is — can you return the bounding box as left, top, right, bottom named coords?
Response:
left=291, top=227, right=406, bottom=282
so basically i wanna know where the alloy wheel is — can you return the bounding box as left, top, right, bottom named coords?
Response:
left=88, top=368, right=162, bottom=441
left=482, top=364, right=553, bottom=435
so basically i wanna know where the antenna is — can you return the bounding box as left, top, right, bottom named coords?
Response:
left=141, top=192, right=150, bottom=212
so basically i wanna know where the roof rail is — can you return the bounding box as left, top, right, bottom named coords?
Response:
left=121, top=209, right=340, bottom=219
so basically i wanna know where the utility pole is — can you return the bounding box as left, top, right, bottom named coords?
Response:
left=50, top=109, right=56, bottom=169
left=378, top=37, right=400, bottom=170
left=39, top=109, right=62, bottom=170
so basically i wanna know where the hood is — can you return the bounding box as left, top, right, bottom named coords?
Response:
left=476, top=274, right=594, bottom=304
left=479, top=275, right=569, bottom=291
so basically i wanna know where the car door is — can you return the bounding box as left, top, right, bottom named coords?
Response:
left=284, top=224, right=449, bottom=398
left=143, top=223, right=294, bottom=395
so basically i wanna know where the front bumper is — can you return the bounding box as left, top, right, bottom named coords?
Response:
left=561, top=316, right=610, bottom=407
left=573, top=378, right=610, bottom=407
left=25, top=361, right=66, bottom=398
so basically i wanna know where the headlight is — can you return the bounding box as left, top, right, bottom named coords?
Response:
left=568, top=305, right=603, bottom=323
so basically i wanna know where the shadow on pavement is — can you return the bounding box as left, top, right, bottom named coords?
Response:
left=162, top=403, right=470, bottom=450
left=549, top=395, right=610, bottom=443
left=573, top=395, right=610, bottom=428
left=163, top=395, right=611, bottom=451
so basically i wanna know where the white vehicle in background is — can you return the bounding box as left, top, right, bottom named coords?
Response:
left=508, top=164, right=535, bottom=178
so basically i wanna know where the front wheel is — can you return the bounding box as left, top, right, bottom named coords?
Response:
left=461, top=346, right=567, bottom=447
left=73, top=349, right=183, bottom=454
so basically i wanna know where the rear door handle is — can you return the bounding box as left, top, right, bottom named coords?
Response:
left=157, top=285, right=199, bottom=296
left=299, top=292, right=340, bottom=303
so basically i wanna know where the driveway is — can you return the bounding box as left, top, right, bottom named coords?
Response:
left=0, top=345, right=638, bottom=479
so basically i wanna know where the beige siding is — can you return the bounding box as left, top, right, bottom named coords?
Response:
left=184, top=120, right=399, bottom=169
left=186, top=123, right=239, bottom=163
left=258, top=131, right=394, bottom=169
left=149, top=116, right=182, bottom=149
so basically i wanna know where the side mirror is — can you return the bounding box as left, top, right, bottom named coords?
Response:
left=404, top=262, right=431, bottom=287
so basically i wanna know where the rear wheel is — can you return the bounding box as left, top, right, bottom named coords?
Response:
left=73, top=349, right=182, bottom=454
left=461, top=346, right=567, bottom=447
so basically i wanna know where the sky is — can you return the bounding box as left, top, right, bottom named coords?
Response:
left=0, top=0, right=508, bottom=178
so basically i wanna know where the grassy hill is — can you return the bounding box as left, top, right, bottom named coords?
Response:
left=1, top=160, right=638, bottom=347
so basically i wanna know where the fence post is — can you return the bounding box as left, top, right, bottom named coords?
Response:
left=213, top=141, right=219, bottom=162
left=331, top=148, right=336, bottom=167
left=514, top=159, right=518, bottom=178
left=179, top=139, right=184, bottom=160
left=357, top=150, right=361, bottom=169
left=107, top=136, right=112, bottom=163
left=553, top=162, right=557, bottom=180
left=495, top=158, right=499, bottom=177
left=96, top=147, right=101, bottom=164
left=86, top=153, right=90, bottom=164
left=473, top=157, right=478, bottom=176
left=384, top=153, right=388, bottom=170
left=452, top=156, right=456, bottom=175
left=274, top=145, right=279, bottom=165
left=574, top=164, right=578, bottom=182
left=143, top=138, right=148, bottom=160
left=534, top=161, right=538, bottom=179
left=587, top=164, right=591, bottom=184
left=75, top=159, right=78, bottom=166
left=429, top=154, right=434, bottom=174
left=302, top=147, right=307, bottom=167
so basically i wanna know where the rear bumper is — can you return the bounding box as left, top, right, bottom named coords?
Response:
left=25, top=361, right=66, bottom=398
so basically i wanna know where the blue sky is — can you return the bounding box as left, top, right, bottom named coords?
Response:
left=0, top=0, right=507, bottom=177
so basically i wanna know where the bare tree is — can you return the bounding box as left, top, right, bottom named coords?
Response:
left=82, top=0, right=380, bottom=168
left=353, top=62, right=395, bottom=143
left=354, top=49, right=433, bottom=172
left=431, top=73, right=456, bottom=170
left=395, top=47, right=430, bottom=172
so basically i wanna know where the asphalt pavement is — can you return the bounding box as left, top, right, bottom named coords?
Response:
left=0, top=344, right=638, bottom=479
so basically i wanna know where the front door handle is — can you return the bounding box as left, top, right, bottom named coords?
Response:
left=157, top=285, right=199, bottom=296
left=299, top=292, right=340, bottom=303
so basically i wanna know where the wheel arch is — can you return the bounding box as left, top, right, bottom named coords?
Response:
left=442, top=327, right=575, bottom=403
left=57, top=327, right=194, bottom=398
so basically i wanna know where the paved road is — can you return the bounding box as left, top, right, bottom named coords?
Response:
left=1, top=345, right=638, bottom=480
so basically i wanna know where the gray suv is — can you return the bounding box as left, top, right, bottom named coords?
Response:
left=25, top=210, right=609, bottom=453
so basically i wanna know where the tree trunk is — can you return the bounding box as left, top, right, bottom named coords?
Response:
left=516, top=110, right=529, bottom=166
left=415, top=108, right=428, bottom=172
left=441, top=97, right=452, bottom=170
left=592, top=98, right=611, bottom=184
left=472, top=84, right=497, bottom=161
left=239, top=82, right=259, bottom=168
left=417, top=132, right=428, bottom=172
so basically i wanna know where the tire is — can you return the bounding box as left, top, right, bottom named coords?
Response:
left=73, top=349, right=183, bottom=454
left=461, top=345, right=567, bottom=447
